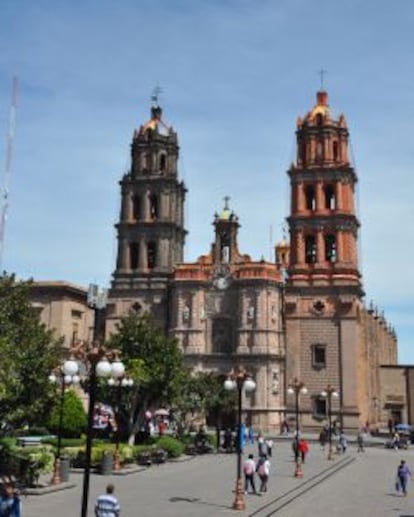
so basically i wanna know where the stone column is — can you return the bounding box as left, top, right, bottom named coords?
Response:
left=316, top=181, right=324, bottom=212
left=316, top=229, right=324, bottom=263
left=139, top=237, right=146, bottom=270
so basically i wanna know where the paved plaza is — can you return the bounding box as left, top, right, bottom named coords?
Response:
left=26, top=441, right=414, bottom=517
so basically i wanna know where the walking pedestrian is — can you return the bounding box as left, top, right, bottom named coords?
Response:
left=265, top=438, right=273, bottom=457
left=256, top=454, right=271, bottom=492
left=298, top=438, right=309, bottom=463
left=0, top=482, right=21, bottom=517
left=338, top=431, right=347, bottom=453
left=357, top=429, right=365, bottom=452
left=319, top=427, right=327, bottom=451
left=258, top=433, right=265, bottom=456
left=243, top=454, right=257, bottom=495
left=95, top=483, right=121, bottom=517
left=396, top=460, right=412, bottom=496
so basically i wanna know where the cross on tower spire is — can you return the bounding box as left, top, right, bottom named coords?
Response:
left=318, top=69, right=327, bottom=91
left=151, top=83, right=163, bottom=107
left=223, top=195, right=230, bottom=210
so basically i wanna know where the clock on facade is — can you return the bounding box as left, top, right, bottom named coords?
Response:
left=214, top=275, right=229, bottom=290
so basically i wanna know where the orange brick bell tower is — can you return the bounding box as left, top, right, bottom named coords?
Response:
left=287, top=89, right=362, bottom=292
left=284, top=89, right=367, bottom=430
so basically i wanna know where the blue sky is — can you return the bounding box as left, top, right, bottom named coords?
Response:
left=0, top=0, right=412, bottom=361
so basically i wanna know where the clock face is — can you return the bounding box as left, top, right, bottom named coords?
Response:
left=215, top=275, right=229, bottom=290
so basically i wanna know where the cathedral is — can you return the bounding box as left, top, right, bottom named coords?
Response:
left=85, top=90, right=398, bottom=431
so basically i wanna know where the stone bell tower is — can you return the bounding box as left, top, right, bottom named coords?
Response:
left=106, top=94, right=187, bottom=335
left=284, top=89, right=365, bottom=430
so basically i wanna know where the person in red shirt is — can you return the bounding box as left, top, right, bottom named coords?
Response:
left=158, top=419, right=166, bottom=436
left=298, top=438, right=309, bottom=463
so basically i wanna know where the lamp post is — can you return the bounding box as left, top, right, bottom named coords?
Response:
left=108, top=375, right=134, bottom=471
left=70, top=341, right=125, bottom=517
left=48, top=358, right=80, bottom=485
left=320, top=385, right=338, bottom=460
left=287, top=378, right=307, bottom=478
left=224, top=367, right=256, bottom=511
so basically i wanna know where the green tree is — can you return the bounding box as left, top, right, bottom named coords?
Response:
left=177, top=371, right=236, bottom=432
left=107, top=312, right=186, bottom=441
left=48, top=389, right=87, bottom=438
left=0, top=273, right=63, bottom=428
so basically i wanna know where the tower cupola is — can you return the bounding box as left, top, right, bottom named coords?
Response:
left=286, top=90, right=362, bottom=293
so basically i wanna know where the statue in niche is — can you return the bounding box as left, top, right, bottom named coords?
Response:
left=247, top=305, right=255, bottom=320
left=182, top=304, right=190, bottom=323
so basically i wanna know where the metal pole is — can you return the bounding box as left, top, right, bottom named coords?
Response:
left=232, top=380, right=245, bottom=511
left=114, top=382, right=122, bottom=471
left=328, top=392, right=333, bottom=460
left=57, top=379, right=65, bottom=460
left=236, top=383, right=242, bottom=480
left=51, top=378, right=65, bottom=485
left=80, top=361, right=97, bottom=517
left=295, top=390, right=299, bottom=461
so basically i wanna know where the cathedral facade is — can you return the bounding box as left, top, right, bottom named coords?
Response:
left=105, top=90, right=397, bottom=431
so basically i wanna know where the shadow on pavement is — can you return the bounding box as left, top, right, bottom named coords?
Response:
left=169, top=496, right=230, bottom=510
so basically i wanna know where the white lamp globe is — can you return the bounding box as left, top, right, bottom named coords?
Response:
left=301, top=387, right=308, bottom=395
left=224, top=378, right=236, bottom=391
left=111, top=361, right=125, bottom=378
left=287, top=387, right=294, bottom=395
left=244, top=378, right=256, bottom=393
left=121, top=378, right=129, bottom=387
left=48, top=373, right=57, bottom=383
left=320, top=391, right=327, bottom=398
left=64, top=374, right=72, bottom=384
left=96, top=358, right=112, bottom=377
left=72, top=375, right=80, bottom=384
left=127, top=378, right=134, bottom=387
left=63, top=359, right=79, bottom=376
left=332, top=391, right=339, bottom=398
left=108, top=377, right=115, bottom=386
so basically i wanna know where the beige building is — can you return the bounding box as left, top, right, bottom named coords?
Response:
left=30, top=281, right=94, bottom=348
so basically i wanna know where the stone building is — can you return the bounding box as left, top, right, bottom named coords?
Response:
left=30, top=281, right=94, bottom=348
left=31, top=90, right=399, bottom=431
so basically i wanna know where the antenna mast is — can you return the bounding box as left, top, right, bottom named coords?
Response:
left=0, top=76, right=18, bottom=269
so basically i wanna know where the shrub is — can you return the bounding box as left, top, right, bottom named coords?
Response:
left=42, top=437, right=85, bottom=448
left=156, top=436, right=185, bottom=458
left=48, top=390, right=87, bottom=438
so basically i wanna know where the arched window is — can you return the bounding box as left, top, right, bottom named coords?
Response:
left=305, top=235, right=317, bottom=263
left=130, top=242, right=139, bottom=269
left=333, top=141, right=339, bottom=161
left=147, top=241, right=157, bottom=269
left=159, top=153, right=167, bottom=172
left=325, top=234, right=336, bottom=262
left=301, top=142, right=307, bottom=165
left=316, top=140, right=323, bottom=162
left=305, top=185, right=316, bottom=211
left=149, top=194, right=158, bottom=219
left=316, top=113, right=323, bottom=126
left=132, top=195, right=141, bottom=220
left=324, top=185, right=336, bottom=210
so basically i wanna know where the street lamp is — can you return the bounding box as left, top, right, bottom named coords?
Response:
left=224, top=367, right=256, bottom=511
left=320, top=385, right=338, bottom=460
left=287, top=378, right=307, bottom=478
left=48, top=358, right=80, bottom=485
left=70, top=341, right=125, bottom=517
left=108, top=375, right=134, bottom=471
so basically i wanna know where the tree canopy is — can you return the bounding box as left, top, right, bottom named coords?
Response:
left=107, top=312, right=186, bottom=434
left=0, top=273, right=63, bottom=428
